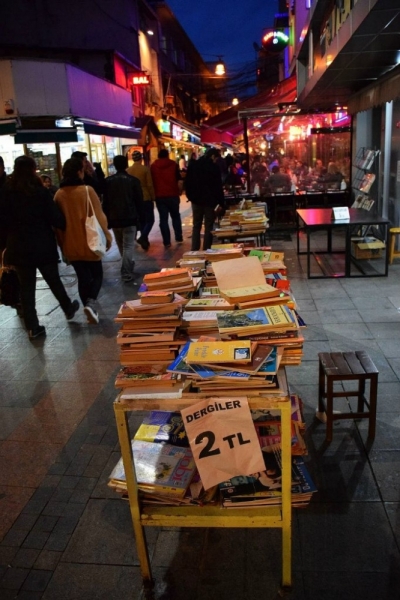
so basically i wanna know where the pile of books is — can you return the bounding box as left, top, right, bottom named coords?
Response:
left=138, top=268, right=201, bottom=295
left=113, top=292, right=192, bottom=391
left=181, top=247, right=245, bottom=262
left=167, top=338, right=288, bottom=397
left=209, top=255, right=304, bottom=367
left=108, top=410, right=217, bottom=506
left=214, top=205, right=269, bottom=239
left=219, top=394, right=317, bottom=508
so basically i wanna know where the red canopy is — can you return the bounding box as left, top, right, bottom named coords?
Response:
left=200, top=75, right=297, bottom=145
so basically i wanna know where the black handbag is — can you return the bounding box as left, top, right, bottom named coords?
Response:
left=0, top=251, right=21, bottom=307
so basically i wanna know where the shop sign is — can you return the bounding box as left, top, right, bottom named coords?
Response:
left=262, top=30, right=289, bottom=52
left=157, top=119, right=171, bottom=135
left=172, top=124, right=182, bottom=141
left=131, top=72, right=151, bottom=86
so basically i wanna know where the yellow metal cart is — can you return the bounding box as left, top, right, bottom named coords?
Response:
left=113, top=387, right=292, bottom=590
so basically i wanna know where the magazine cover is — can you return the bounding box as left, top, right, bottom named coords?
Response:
left=134, top=411, right=189, bottom=447
left=110, top=441, right=196, bottom=498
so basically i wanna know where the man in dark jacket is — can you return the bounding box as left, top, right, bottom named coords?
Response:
left=185, top=148, right=225, bottom=251
left=150, top=149, right=183, bottom=248
left=103, top=155, right=144, bottom=283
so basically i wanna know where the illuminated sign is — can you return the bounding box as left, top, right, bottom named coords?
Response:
left=132, top=73, right=150, bottom=86
left=172, top=124, right=182, bottom=141
left=262, top=30, right=289, bottom=52
left=157, top=120, right=171, bottom=135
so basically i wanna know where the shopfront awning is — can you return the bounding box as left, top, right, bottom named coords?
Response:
left=14, top=128, right=78, bottom=144
left=167, top=116, right=201, bottom=140
left=82, top=122, right=140, bottom=139
left=200, top=75, right=297, bottom=144
left=0, top=121, right=17, bottom=136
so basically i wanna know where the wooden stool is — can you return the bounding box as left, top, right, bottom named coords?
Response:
left=318, top=351, right=378, bottom=442
left=389, top=227, right=400, bottom=264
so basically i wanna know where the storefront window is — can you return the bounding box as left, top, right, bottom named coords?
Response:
left=105, top=136, right=120, bottom=175
left=0, top=136, right=24, bottom=174
left=26, top=144, right=59, bottom=186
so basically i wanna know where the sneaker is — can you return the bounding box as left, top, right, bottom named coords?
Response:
left=141, top=239, right=150, bottom=250
left=84, top=304, right=99, bottom=324
left=65, top=299, right=79, bottom=320
left=176, top=239, right=184, bottom=244
left=122, top=277, right=134, bottom=283
left=29, top=325, right=46, bottom=339
left=164, top=243, right=171, bottom=248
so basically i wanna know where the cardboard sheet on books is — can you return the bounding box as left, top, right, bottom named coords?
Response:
left=181, top=396, right=265, bottom=490
left=212, top=256, right=280, bottom=304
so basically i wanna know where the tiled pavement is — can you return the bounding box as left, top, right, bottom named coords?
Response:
left=1, top=201, right=400, bottom=599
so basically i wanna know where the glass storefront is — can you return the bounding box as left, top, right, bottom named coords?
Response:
left=0, top=135, right=24, bottom=174
left=26, top=144, right=60, bottom=185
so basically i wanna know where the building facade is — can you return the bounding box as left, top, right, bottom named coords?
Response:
left=0, top=0, right=219, bottom=179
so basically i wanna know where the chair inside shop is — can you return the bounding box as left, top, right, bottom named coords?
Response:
left=305, top=192, right=326, bottom=208
left=274, top=192, right=297, bottom=226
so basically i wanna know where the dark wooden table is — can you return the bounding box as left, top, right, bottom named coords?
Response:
left=296, top=207, right=390, bottom=278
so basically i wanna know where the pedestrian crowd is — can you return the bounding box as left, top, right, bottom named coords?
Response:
left=0, top=148, right=201, bottom=338
left=3, top=147, right=343, bottom=340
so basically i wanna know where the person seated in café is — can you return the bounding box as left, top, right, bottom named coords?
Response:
left=311, top=158, right=326, bottom=178
left=266, top=165, right=292, bottom=194
left=225, top=164, right=244, bottom=189
left=322, top=162, right=345, bottom=190
left=294, top=160, right=309, bottom=180
left=251, top=155, right=268, bottom=193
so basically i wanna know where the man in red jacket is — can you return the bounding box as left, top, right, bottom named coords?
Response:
left=150, top=149, right=183, bottom=248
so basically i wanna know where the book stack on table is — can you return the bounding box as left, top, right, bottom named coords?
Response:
left=114, top=292, right=190, bottom=389
left=138, top=268, right=201, bottom=296
left=108, top=410, right=217, bottom=506
left=180, top=247, right=245, bottom=262
left=110, top=251, right=315, bottom=509
left=208, top=256, right=304, bottom=367
left=219, top=394, right=317, bottom=508
left=214, top=205, right=269, bottom=239
left=166, top=338, right=288, bottom=396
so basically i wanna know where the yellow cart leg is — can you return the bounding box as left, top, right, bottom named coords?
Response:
left=114, top=402, right=153, bottom=587
left=280, top=402, right=292, bottom=588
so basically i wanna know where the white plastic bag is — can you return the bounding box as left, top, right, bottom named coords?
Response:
left=85, top=187, right=106, bottom=257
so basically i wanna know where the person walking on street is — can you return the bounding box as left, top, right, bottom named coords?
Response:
left=126, top=151, right=155, bottom=250
left=71, top=151, right=104, bottom=198
left=103, top=155, right=144, bottom=283
left=54, top=158, right=112, bottom=324
left=150, top=149, right=183, bottom=248
left=0, top=156, right=79, bottom=339
left=185, top=148, right=225, bottom=251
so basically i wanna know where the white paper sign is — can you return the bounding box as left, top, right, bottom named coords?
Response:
left=181, top=396, right=265, bottom=490
left=332, top=206, right=350, bottom=221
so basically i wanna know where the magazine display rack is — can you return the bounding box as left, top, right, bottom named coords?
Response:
left=113, top=384, right=293, bottom=590
left=351, top=148, right=380, bottom=212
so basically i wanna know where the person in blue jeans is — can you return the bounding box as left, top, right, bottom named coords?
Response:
left=103, top=155, right=144, bottom=283
left=150, top=149, right=183, bottom=248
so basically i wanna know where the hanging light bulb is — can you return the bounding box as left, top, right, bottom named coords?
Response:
left=232, top=97, right=239, bottom=106
left=215, top=57, right=226, bottom=76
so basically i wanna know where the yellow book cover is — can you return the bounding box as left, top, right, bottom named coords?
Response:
left=220, top=283, right=280, bottom=304
left=185, top=340, right=252, bottom=364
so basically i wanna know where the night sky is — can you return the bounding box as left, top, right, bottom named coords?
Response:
left=166, top=0, right=278, bottom=72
